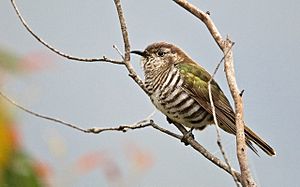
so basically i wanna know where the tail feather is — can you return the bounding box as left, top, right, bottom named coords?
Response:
left=244, top=125, right=276, bottom=156
left=246, top=139, right=259, bottom=157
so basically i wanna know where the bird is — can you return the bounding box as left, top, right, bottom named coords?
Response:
left=131, top=42, right=276, bottom=156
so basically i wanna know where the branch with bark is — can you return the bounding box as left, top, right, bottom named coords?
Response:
left=173, top=0, right=256, bottom=186
left=2, top=0, right=259, bottom=186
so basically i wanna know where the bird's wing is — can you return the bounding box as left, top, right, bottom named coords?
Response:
left=176, top=61, right=237, bottom=134
left=176, top=61, right=263, bottom=155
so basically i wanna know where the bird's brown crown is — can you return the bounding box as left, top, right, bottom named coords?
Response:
left=144, top=42, right=188, bottom=59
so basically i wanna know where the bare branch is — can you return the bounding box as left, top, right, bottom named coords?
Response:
left=223, top=39, right=256, bottom=186
left=0, top=91, right=155, bottom=136
left=111, top=2, right=241, bottom=182
left=0, top=90, right=89, bottom=133
left=173, top=1, right=256, bottom=186
left=9, top=0, right=257, bottom=185
left=10, top=0, right=122, bottom=64
left=0, top=90, right=177, bottom=138
left=88, top=118, right=183, bottom=141
left=0, top=88, right=241, bottom=182
left=113, top=45, right=125, bottom=60
left=113, top=0, right=148, bottom=94
left=173, top=0, right=224, bottom=50
left=87, top=120, right=151, bottom=133
left=208, top=43, right=240, bottom=186
left=171, top=122, right=242, bottom=182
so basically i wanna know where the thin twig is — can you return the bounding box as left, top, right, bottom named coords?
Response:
left=0, top=89, right=174, bottom=137
left=0, top=90, right=89, bottom=133
left=112, top=3, right=240, bottom=181
left=210, top=42, right=235, bottom=79
left=0, top=89, right=183, bottom=144
left=0, top=88, right=242, bottom=182
left=87, top=119, right=151, bottom=133
left=173, top=0, right=224, bottom=50
left=173, top=1, right=256, bottom=186
left=223, top=38, right=256, bottom=186
left=208, top=43, right=240, bottom=186
left=0, top=80, right=243, bottom=183
left=87, top=110, right=156, bottom=133
left=171, top=122, right=241, bottom=182
left=10, top=0, right=122, bottom=65
left=113, top=45, right=125, bottom=60
left=113, top=0, right=148, bottom=94
left=9, top=0, right=248, bottom=184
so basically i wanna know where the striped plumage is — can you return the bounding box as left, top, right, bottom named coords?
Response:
left=145, top=60, right=213, bottom=130
left=131, top=42, right=276, bottom=156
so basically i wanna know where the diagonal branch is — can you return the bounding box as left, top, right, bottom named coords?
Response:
left=208, top=43, right=240, bottom=186
left=113, top=0, right=148, bottom=94
left=171, top=122, right=241, bottom=182
left=10, top=0, right=122, bottom=64
left=173, top=0, right=224, bottom=50
left=0, top=90, right=89, bottom=133
left=112, top=1, right=242, bottom=182
left=0, top=89, right=241, bottom=182
left=173, top=0, right=256, bottom=186
left=0, top=90, right=175, bottom=137
left=8, top=0, right=251, bottom=185
left=223, top=39, right=256, bottom=186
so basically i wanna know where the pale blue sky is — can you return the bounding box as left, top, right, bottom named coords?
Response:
left=1, top=0, right=299, bottom=186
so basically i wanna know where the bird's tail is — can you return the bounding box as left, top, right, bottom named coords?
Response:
left=244, top=125, right=276, bottom=156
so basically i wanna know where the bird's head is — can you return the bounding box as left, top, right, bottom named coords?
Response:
left=131, top=42, right=189, bottom=74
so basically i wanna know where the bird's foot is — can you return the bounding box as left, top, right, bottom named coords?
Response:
left=165, top=116, right=195, bottom=145
left=181, top=127, right=195, bottom=146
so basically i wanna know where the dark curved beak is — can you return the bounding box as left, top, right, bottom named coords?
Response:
left=130, top=50, right=146, bottom=57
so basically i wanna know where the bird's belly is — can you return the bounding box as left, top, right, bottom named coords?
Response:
left=150, top=89, right=213, bottom=129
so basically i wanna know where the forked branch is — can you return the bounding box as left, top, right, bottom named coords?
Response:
left=208, top=43, right=239, bottom=186
left=0, top=89, right=241, bottom=182
left=173, top=0, right=256, bottom=186
left=10, top=0, right=122, bottom=64
left=6, top=0, right=256, bottom=185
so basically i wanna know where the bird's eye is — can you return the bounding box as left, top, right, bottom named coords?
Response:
left=157, top=50, right=165, bottom=57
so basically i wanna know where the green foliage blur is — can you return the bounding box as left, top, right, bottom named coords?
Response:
left=0, top=48, right=44, bottom=187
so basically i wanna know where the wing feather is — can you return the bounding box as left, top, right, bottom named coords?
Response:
left=176, top=61, right=237, bottom=134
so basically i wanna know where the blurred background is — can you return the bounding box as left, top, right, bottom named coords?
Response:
left=0, top=0, right=299, bottom=186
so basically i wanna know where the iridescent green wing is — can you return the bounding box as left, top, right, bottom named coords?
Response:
left=176, top=61, right=236, bottom=133
left=177, top=61, right=261, bottom=155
